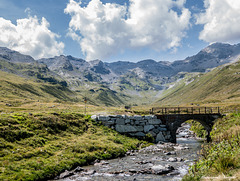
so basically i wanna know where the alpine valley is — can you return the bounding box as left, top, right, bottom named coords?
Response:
left=1, top=42, right=240, bottom=107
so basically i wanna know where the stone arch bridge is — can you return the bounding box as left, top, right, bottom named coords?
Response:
left=93, top=107, right=223, bottom=143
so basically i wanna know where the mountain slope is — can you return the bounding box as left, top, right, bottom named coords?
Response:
left=0, top=70, right=75, bottom=104
left=171, top=43, right=240, bottom=73
left=156, top=59, right=240, bottom=106
left=0, top=53, right=126, bottom=107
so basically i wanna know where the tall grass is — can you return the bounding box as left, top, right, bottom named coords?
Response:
left=183, top=113, right=240, bottom=180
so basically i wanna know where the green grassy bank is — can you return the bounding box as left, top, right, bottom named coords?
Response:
left=0, top=112, right=150, bottom=181
left=183, top=113, right=240, bottom=180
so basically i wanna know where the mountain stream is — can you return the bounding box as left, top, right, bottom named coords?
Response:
left=52, top=123, right=203, bottom=181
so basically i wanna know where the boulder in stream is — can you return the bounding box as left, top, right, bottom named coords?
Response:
left=151, top=164, right=174, bottom=175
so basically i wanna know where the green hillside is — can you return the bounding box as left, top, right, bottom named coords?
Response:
left=0, top=70, right=76, bottom=104
left=0, top=69, right=127, bottom=109
left=156, top=60, right=240, bottom=108
left=0, top=56, right=127, bottom=107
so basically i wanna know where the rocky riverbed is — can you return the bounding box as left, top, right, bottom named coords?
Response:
left=52, top=123, right=203, bottom=181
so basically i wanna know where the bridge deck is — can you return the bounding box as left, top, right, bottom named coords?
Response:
left=151, top=106, right=220, bottom=115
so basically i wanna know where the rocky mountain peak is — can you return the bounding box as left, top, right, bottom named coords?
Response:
left=39, top=55, right=73, bottom=71
left=88, top=59, right=110, bottom=75
left=171, top=42, right=240, bottom=73
left=0, top=47, right=35, bottom=63
left=138, top=59, right=157, bottom=64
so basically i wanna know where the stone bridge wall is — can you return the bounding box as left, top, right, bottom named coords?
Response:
left=92, top=115, right=171, bottom=143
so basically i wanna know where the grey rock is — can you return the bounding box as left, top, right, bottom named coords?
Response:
left=151, top=164, right=174, bottom=175
left=72, top=166, right=85, bottom=173
left=177, top=158, right=184, bottom=162
left=144, top=125, right=155, bottom=133
left=98, top=116, right=110, bottom=121
left=168, top=157, right=178, bottom=162
left=91, top=115, right=97, bottom=120
left=115, top=125, right=143, bottom=133
left=133, top=116, right=142, bottom=121
left=135, top=120, right=140, bottom=125
left=146, top=115, right=158, bottom=120
left=158, top=127, right=167, bottom=131
left=160, top=125, right=167, bottom=128
left=94, top=160, right=109, bottom=166
left=125, top=119, right=131, bottom=124
left=156, top=132, right=166, bottom=142
left=148, top=119, right=162, bottom=125
left=130, top=120, right=134, bottom=125
left=130, top=132, right=146, bottom=137
left=102, top=120, right=115, bottom=126
left=85, top=170, right=96, bottom=175
left=59, top=170, right=74, bottom=179
left=167, top=171, right=180, bottom=176
left=116, top=118, right=125, bottom=125
left=135, top=126, right=144, bottom=132
left=165, top=151, right=176, bottom=155
left=136, top=160, right=151, bottom=164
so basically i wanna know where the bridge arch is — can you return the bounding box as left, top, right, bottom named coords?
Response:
left=170, top=118, right=212, bottom=143
left=157, top=114, right=222, bottom=143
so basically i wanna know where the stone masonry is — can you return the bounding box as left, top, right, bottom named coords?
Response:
left=91, top=115, right=171, bottom=143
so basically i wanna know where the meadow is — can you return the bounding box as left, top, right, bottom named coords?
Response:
left=0, top=112, right=151, bottom=181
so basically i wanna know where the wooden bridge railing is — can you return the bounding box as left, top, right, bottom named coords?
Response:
left=150, top=107, right=220, bottom=115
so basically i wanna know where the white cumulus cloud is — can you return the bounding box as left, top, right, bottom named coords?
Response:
left=0, top=15, right=64, bottom=59
left=64, top=0, right=191, bottom=60
left=196, top=0, right=240, bottom=43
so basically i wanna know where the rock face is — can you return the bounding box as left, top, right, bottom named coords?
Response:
left=0, top=47, right=35, bottom=63
left=92, top=115, right=171, bottom=142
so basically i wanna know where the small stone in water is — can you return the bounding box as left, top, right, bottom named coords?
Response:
left=165, top=151, right=176, bottom=155
left=129, top=169, right=137, bottom=173
left=73, top=166, right=85, bottom=173
left=168, top=157, right=178, bottom=162
left=85, top=170, right=96, bottom=175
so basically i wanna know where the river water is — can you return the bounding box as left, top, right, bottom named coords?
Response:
left=53, top=124, right=203, bottom=181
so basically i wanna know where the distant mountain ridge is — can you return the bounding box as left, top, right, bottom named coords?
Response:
left=0, top=47, right=35, bottom=63
left=1, top=42, right=240, bottom=106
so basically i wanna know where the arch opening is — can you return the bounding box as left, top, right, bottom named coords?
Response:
left=172, top=119, right=212, bottom=143
left=176, top=122, right=195, bottom=141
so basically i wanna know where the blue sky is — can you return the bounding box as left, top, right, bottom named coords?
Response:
left=0, top=0, right=240, bottom=62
